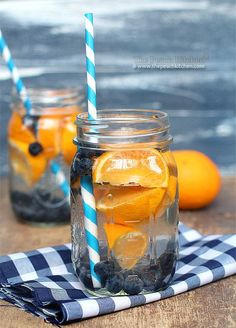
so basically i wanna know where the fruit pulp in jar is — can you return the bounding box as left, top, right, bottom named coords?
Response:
left=71, top=147, right=178, bottom=295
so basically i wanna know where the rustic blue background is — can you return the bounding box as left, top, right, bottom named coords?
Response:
left=0, top=0, right=235, bottom=175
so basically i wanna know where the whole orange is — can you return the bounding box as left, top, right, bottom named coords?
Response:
left=173, top=150, right=221, bottom=210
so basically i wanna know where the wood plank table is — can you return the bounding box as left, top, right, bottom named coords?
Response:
left=0, top=177, right=235, bottom=328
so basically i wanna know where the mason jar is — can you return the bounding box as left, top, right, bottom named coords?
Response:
left=71, top=109, right=179, bottom=296
left=8, top=88, right=85, bottom=225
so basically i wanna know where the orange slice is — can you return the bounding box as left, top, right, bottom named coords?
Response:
left=8, top=112, right=35, bottom=144
left=9, top=138, right=47, bottom=186
left=104, top=223, right=147, bottom=269
left=167, top=175, right=177, bottom=204
left=37, top=117, right=61, bottom=159
left=93, top=149, right=169, bottom=188
left=61, top=114, right=77, bottom=165
left=96, top=186, right=166, bottom=224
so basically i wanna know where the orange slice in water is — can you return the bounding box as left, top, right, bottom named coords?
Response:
left=37, top=117, right=61, bottom=159
left=8, top=112, right=35, bottom=143
left=96, top=186, right=166, bottom=224
left=9, top=138, right=47, bottom=186
left=61, top=114, right=77, bottom=165
left=93, top=149, right=169, bottom=188
left=104, top=223, right=148, bottom=269
left=167, top=175, right=177, bottom=204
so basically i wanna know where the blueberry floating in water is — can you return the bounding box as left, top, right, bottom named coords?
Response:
left=150, top=262, right=162, bottom=281
left=123, top=270, right=141, bottom=279
left=106, top=274, right=124, bottom=294
left=141, top=271, right=157, bottom=291
left=77, top=158, right=93, bottom=176
left=154, top=279, right=163, bottom=291
left=79, top=148, right=102, bottom=159
left=10, top=190, right=70, bottom=224
left=28, top=142, right=43, bottom=156
left=79, top=266, right=94, bottom=289
left=159, top=252, right=176, bottom=277
left=123, top=275, right=144, bottom=295
left=94, top=261, right=115, bottom=280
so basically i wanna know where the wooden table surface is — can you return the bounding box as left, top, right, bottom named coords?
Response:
left=0, top=177, right=235, bottom=328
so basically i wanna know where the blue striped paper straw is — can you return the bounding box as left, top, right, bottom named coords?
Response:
left=0, top=29, right=32, bottom=123
left=85, top=13, right=97, bottom=120
left=80, top=13, right=101, bottom=288
left=50, top=160, right=70, bottom=202
left=0, top=28, right=70, bottom=202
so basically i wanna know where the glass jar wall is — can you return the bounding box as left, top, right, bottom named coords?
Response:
left=71, top=109, right=179, bottom=296
left=8, top=88, right=85, bottom=225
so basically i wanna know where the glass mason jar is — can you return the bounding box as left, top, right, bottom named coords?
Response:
left=71, top=109, right=178, bottom=296
left=8, top=88, right=85, bottom=225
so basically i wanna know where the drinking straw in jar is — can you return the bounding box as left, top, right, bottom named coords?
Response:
left=80, top=13, right=101, bottom=288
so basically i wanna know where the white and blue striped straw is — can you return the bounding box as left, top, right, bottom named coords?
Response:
left=85, top=13, right=97, bottom=120
left=0, top=28, right=70, bottom=202
left=80, top=13, right=101, bottom=288
left=0, top=29, right=32, bottom=123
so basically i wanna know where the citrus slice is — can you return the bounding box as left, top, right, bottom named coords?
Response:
left=8, top=112, right=35, bottom=144
left=167, top=175, right=177, bottom=204
left=37, top=117, right=61, bottom=159
left=96, top=186, right=166, bottom=224
left=9, top=138, right=47, bottom=186
left=93, top=149, right=169, bottom=188
left=61, top=114, right=77, bottom=165
left=104, top=223, right=147, bottom=269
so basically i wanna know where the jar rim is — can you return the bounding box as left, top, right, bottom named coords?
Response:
left=75, top=109, right=172, bottom=148
left=76, top=109, right=168, bottom=125
left=12, top=87, right=85, bottom=116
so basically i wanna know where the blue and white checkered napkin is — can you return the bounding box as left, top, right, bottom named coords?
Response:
left=0, top=223, right=235, bottom=325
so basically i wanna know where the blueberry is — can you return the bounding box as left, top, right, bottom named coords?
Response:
left=79, top=148, right=100, bottom=159
left=123, top=275, right=144, bottom=295
left=123, top=270, right=141, bottom=280
left=79, top=266, right=94, bottom=289
left=94, top=261, right=115, bottom=281
left=80, top=158, right=93, bottom=174
left=150, top=262, right=162, bottom=281
left=70, top=165, right=79, bottom=185
left=141, top=271, right=156, bottom=291
left=159, top=253, right=176, bottom=277
left=154, top=279, right=163, bottom=291
left=106, top=274, right=124, bottom=294
left=80, top=250, right=89, bottom=263
left=141, top=266, right=163, bottom=292
left=28, top=142, right=43, bottom=156
left=72, top=157, right=93, bottom=176
left=36, top=190, right=51, bottom=202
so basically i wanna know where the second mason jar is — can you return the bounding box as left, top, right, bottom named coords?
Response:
left=71, top=109, right=179, bottom=296
left=8, top=88, right=85, bottom=225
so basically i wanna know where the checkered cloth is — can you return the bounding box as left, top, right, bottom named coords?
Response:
left=0, top=223, right=235, bottom=325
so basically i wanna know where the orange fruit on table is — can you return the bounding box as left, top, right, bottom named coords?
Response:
left=37, top=116, right=61, bottom=159
left=96, top=186, right=166, bottom=224
left=61, top=114, right=77, bottom=165
left=93, top=149, right=169, bottom=188
left=104, top=223, right=147, bottom=269
left=9, top=138, right=47, bottom=186
left=173, top=150, right=221, bottom=209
